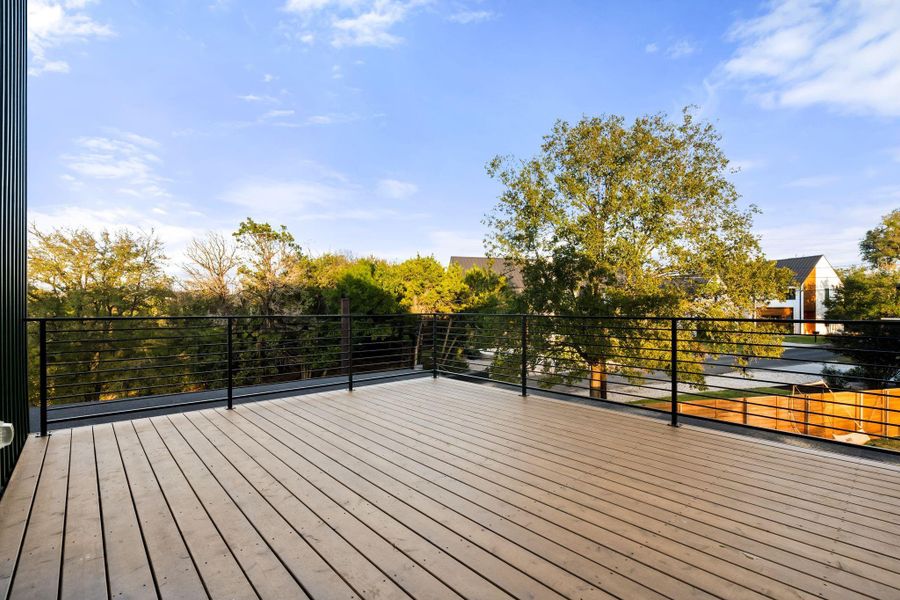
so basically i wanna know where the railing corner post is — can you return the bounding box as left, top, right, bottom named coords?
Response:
left=431, top=313, right=438, bottom=379
left=670, top=317, right=679, bottom=427
left=348, top=313, right=354, bottom=392
left=226, top=316, right=234, bottom=410
left=521, top=314, right=528, bottom=397
left=39, top=319, right=48, bottom=437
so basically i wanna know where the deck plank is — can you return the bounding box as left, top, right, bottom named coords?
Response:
left=264, top=394, right=807, bottom=600
left=93, top=423, right=157, bottom=600
left=131, top=419, right=259, bottom=600
left=202, top=407, right=554, bottom=600
left=0, top=436, right=48, bottom=598
left=4, top=378, right=900, bottom=600
left=160, top=413, right=361, bottom=600
left=60, top=426, right=107, bottom=600
left=364, top=384, right=900, bottom=567
left=8, top=431, right=71, bottom=600
left=112, top=421, right=208, bottom=600
left=245, top=401, right=674, bottom=600
left=351, top=384, right=900, bottom=598
left=145, top=417, right=308, bottom=600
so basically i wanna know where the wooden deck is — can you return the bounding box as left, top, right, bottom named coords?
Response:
left=2, top=378, right=900, bottom=600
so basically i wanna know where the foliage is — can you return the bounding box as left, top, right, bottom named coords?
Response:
left=824, top=210, right=900, bottom=388
left=860, top=209, right=900, bottom=271
left=484, top=109, right=792, bottom=397
left=232, top=218, right=311, bottom=315
left=29, top=226, right=172, bottom=317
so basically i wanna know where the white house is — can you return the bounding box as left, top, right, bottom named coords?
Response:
left=758, top=255, right=842, bottom=334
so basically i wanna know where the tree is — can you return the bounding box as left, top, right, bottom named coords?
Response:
left=182, top=232, right=238, bottom=314
left=485, top=109, right=792, bottom=398
left=860, top=209, right=900, bottom=271
left=29, top=225, right=172, bottom=317
left=232, top=218, right=310, bottom=315
left=824, top=210, right=900, bottom=388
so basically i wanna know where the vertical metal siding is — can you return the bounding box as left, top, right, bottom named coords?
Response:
left=1, top=0, right=28, bottom=489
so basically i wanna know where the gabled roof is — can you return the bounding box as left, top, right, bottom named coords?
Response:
left=449, top=256, right=524, bottom=290
left=774, top=255, right=824, bottom=285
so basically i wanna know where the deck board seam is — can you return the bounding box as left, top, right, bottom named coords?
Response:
left=90, top=428, right=112, bottom=600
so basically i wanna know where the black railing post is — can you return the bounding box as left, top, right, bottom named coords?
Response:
left=521, top=315, right=528, bottom=397
left=432, top=313, right=438, bottom=379
left=39, top=319, right=48, bottom=437
left=670, top=317, right=679, bottom=427
left=226, top=316, right=234, bottom=410
left=348, top=313, right=354, bottom=392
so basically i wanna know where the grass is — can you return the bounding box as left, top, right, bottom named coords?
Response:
left=866, top=437, right=900, bottom=450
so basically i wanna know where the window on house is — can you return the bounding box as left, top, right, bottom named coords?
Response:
left=786, top=288, right=796, bottom=300
left=824, top=288, right=830, bottom=302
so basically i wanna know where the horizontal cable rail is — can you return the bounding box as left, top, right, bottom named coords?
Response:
left=27, top=311, right=900, bottom=455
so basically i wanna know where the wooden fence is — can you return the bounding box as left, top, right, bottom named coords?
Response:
left=646, top=388, right=900, bottom=442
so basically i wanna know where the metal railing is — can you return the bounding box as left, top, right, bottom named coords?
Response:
left=27, top=312, right=900, bottom=453
left=432, top=313, right=900, bottom=453
left=28, top=313, right=436, bottom=434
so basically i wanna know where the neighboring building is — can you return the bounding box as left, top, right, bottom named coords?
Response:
left=450, top=256, right=524, bottom=291
left=758, top=255, right=842, bottom=334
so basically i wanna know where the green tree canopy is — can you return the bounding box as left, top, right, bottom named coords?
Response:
left=860, top=209, right=900, bottom=271
left=29, top=226, right=172, bottom=317
left=232, top=218, right=311, bottom=315
left=485, top=109, right=792, bottom=397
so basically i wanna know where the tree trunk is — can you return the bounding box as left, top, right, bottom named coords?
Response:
left=589, top=360, right=607, bottom=400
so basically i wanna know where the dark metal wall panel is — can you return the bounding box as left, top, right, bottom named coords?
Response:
left=1, top=0, right=28, bottom=489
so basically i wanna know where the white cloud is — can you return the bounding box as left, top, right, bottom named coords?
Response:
left=377, top=178, right=418, bottom=199
left=27, top=0, right=114, bottom=76
left=237, top=93, right=278, bottom=102
left=723, top=0, right=900, bottom=116
left=644, top=42, right=659, bottom=54
left=261, top=109, right=296, bottom=119
left=448, top=10, right=495, bottom=24
left=281, top=0, right=426, bottom=48
left=332, top=64, right=344, bottom=79
left=666, top=39, right=696, bottom=59
left=262, top=73, right=277, bottom=82
left=785, top=174, right=840, bottom=188
left=62, top=131, right=171, bottom=198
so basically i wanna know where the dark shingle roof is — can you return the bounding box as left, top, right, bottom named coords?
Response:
left=774, top=255, right=823, bottom=285
left=449, top=256, right=524, bottom=290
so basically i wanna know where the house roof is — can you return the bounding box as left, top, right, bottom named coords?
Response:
left=774, top=255, right=824, bottom=285
left=449, top=256, right=524, bottom=290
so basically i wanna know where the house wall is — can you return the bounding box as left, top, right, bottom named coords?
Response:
left=813, top=257, right=841, bottom=321
left=1, top=0, right=29, bottom=489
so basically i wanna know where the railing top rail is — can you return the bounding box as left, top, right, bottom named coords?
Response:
left=24, top=313, right=427, bottom=322
left=23, top=312, right=900, bottom=328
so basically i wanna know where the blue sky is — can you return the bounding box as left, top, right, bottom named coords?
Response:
left=27, top=0, right=900, bottom=270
